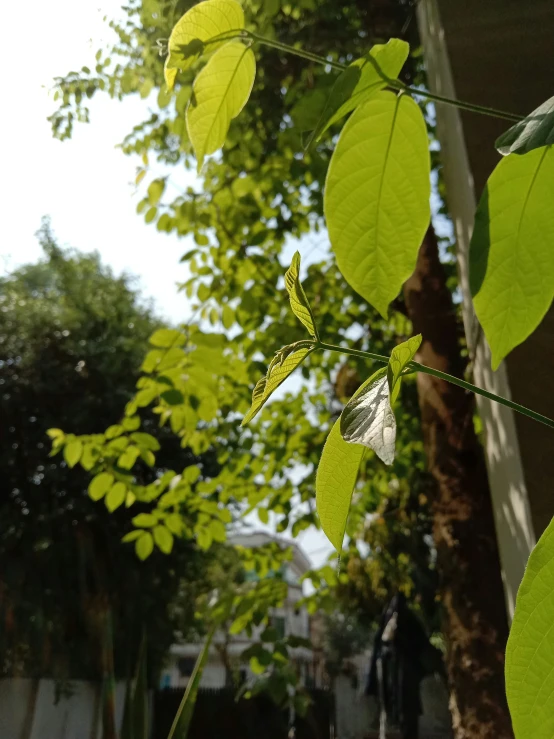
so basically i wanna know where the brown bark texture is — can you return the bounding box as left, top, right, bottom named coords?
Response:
left=403, top=226, right=513, bottom=739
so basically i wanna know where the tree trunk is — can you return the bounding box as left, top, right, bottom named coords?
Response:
left=403, top=225, right=513, bottom=739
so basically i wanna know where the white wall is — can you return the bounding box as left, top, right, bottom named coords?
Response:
left=0, top=679, right=128, bottom=739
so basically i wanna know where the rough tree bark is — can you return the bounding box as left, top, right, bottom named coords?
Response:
left=403, top=226, right=513, bottom=739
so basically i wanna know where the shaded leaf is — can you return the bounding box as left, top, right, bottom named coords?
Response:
left=470, top=147, right=554, bottom=369
left=187, top=41, right=256, bottom=172
left=496, top=96, right=554, bottom=156
left=340, top=367, right=396, bottom=465
left=284, top=252, right=318, bottom=338
left=241, top=347, right=313, bottom=425
left=316, top=418, right=364, bottom=550
left=506, top=517, right=554, bottom=739
left=324, top=92, right=430, bottom=318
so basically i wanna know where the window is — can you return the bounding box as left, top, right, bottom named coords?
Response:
left=177, top=657, right=196, bottom=677
left=271, top=615, right=286, bottom=640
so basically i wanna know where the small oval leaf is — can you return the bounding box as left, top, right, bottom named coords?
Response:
left=105, top=482, right=127, bottom=512
left=64, top=439, right=83, bottom=469
left=153, top=525, right=174, bottom=554
left=136, top=532, right=154, bottom=560
left=89, top=472, right=114, bottom=502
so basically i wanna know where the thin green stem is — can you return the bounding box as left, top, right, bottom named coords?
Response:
left=317, top=341, right=554, bottom=430
left=243, top=31, right=523, bottom=124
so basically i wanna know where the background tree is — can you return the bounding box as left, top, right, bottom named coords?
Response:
left=48, top=1, right=513, bottom=735
left=0, top=220, right=217, bottom=679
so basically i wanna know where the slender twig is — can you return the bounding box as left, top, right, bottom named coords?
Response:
left=316, top=341, right=554, bottom=430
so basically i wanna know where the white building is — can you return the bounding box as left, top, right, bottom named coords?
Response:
left=159, top=532, right=318, bottom=689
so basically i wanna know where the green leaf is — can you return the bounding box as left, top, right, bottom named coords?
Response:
left=166, top=513, right=185, bottom=536
left=153, top=525, right=174, bottom=554
left=470, top=147, right=554, bottom=369
left=132, top=513, right=157, bottom=528
left=315, top=39, right=409, bottom=139
left=147, top=178, right=166, bottom=205
left=131, top=432, right=161, bottom=451
left=506, top=516, right=554, bottom=739
left=89, top=472, right=114, bottom=502
left=167, top=626, right=217, bottom=739
left=340, top=367, right=396, bottom=465
left=122, top=530, right=144, bottom=543
left=222, top=304, right=235, bottom=329
left=316, top=418, right=364, bottom=550
left=106, top=482, right=127, bottom=512
left=118, top=446, right=140, bottom=470
left=136, top=532, right=154, bottom=560
left=284, top=252, right=318, bottom=339
left=496, top=96, right=554, bottom=156
left=81, top=444, right=100, bottom=471
left=46, top=428, right=64, bottom=440
left=64, top=439, right=83, bottom=468
left=324, top=92, right=431, bottom=318
left=241, top=347, right=313, bottom=426
left=165, top=0, right=245, bottom=85
left=387, top=334, right=421, bottom=404
left=186, top=41, right=256, bottom=172
left=149, top=329, right=186, bottom=348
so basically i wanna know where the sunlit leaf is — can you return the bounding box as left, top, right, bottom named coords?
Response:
left=153, top=525, right=174, bottom=554
left=316, top=418, right=364, bottom=550
left=149, top=329, right=186, bottom=348
left=89, top=472, right=114, bottom=502
left=506, top=517, right=554, bottom=739
left=387, top=334, right=421, bottom=404
left=315, top=39, right=409, bottom=139
left=325, top=92, right=430, bottom=318
left=106, top=482, right=127, bottom=512
left=165, top=0, right=244, bottom=84
left=187, top=41, right=256, bottom=172
left=241, top=347, right=313, bottom=426
left=284, top=252, right=318, bottom=339
left=470, top=147, right=554, bottom=369
left=340, top=367, right=396, bottom=465
left=64, top=439, right=83, bottom=468
left=496, top=96, right=554, bottom=156
left=132, top=513, right=157, bottom=528
left=136, top=532, right=154, bottom=560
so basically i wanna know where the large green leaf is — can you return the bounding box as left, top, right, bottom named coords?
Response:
left=187, top=41, right=256, bottom=172
left=470, top=147, right=554, bottom=369
left=496, top=96, right=554, bottom=156
left=167, top=626, right=216, bottom=739
left=315, top=39, right=409, bottom=139
left=324, top=92, right=431, bottom=318
left=316, top=418, right=365, bottom=550
left=340, top=367, right=396, bottom=465
left=284, top=252, right=318, bottom=339
left=241, top=347, right=313, bottom=425
left=506, top=516, right=554, bottom=739
left=165, top=0, right=244, bottom=87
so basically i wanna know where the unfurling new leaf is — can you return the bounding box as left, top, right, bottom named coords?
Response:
left=241, top=346, right=313, bottom=425
left=164, top=0, right=245, bottom=88
left=187, top=41, right=256, bottom=172
left=284, top=252, right=319, bottom=339
left=325, top=92, right=431, bottom=318
left=496, top=96, right=554, bottom=156
left=316, top=419, right=365, bottom=550
left=340, top=367, right=396, bottom=465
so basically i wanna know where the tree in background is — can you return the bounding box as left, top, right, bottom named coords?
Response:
left=48, top=1, right=513, bottom=735
left=0, top=220, right=217, bottom=680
